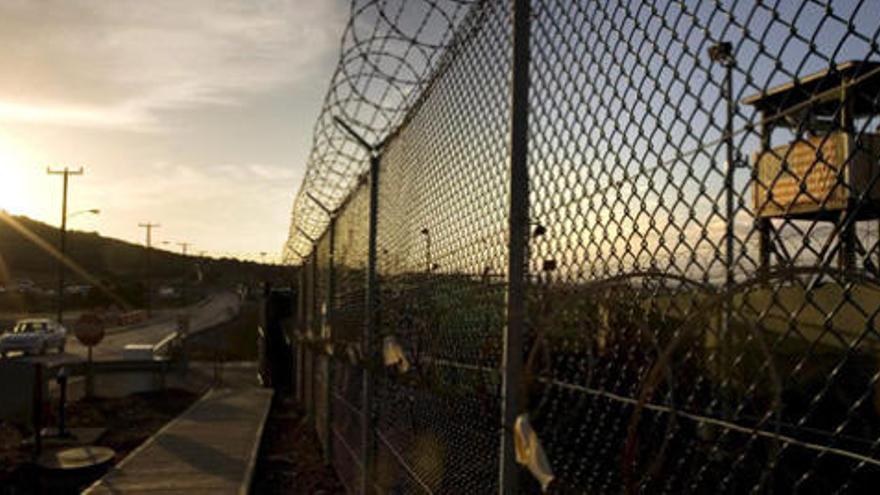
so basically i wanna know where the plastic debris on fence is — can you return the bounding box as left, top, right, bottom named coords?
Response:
left=514, top=413, right=554, bottom=492
left=346, top=343, right=361, bottom=365
left=382, top=336, right=410, bottom=374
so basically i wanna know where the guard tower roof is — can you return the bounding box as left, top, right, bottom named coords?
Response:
left=743, top=60, right=880, bottom=124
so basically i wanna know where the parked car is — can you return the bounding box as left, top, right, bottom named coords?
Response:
left=0, top=318, right=67, bottom=357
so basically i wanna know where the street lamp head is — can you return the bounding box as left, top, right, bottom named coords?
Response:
left=708, top=41, right=735, bottom=66
left=67, top=208, right=101, bottom=219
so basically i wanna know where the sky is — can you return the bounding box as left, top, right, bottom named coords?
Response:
left=0, top=0, right=348, bottom=262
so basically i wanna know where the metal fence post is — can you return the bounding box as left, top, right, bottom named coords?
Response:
left=306, top=192, right=337, bottom=466
left=362, top=152, right=380, bottom=495
left=311, top=248, right=320, bottom=421
left=500, top=0, right=530, bottom=492
left=297, top=265, right=306, bottom=403
left=311, top=247, right=318, bottom=421
left=329, top=115, right=383, bottom=495
left=708, top=41, right=736, bottom=419
left=305, top=254, right=313, bottom=409
left=324, top=216, right=336, bottom=464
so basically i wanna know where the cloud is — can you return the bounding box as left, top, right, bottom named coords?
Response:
left=77, top=160, right=304, bottom=254
left=0, top=0, right=345, bottom=130
left=0, top=100, right=152, bottom=129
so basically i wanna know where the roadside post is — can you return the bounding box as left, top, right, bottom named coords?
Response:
left=74, top=313, right=106, bottom=398
left=56, top=366, right=70, bottom=438
left=32, top=362, right=43, bottom=459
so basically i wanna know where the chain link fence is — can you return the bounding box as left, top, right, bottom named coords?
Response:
left=286, top=0, right=880, bottom=492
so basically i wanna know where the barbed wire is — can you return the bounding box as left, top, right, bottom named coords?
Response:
left=289, top=0, right=880, bottom=493
left=283, top=0, right=480, bottom=264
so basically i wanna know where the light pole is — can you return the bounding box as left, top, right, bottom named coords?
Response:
left=163, top=240, right=193, bottom=303
left=66, top=208, right=100, bottom=312
left=47, top=166, right=84, bottom=324
left=709, top=41, right=736, bottom=421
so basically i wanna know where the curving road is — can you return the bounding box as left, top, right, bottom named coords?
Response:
left=0, top=291, right=242, bottom=365
left=65, top=291, right=242, bottom=361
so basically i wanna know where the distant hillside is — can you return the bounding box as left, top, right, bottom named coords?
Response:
left=0, top=213, right=291, bottom=303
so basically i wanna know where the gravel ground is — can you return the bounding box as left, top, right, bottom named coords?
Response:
left=251, top=396, right=345, bottom=494
left=0, top=422, right=26, bottom=482
left=65, top=388, right=198, bottom=462
left=0, top=388, right=198, bottom=494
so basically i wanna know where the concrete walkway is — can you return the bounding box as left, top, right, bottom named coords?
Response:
left=85, top=369, right=272, bottom=494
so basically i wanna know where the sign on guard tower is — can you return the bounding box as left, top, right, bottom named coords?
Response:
left=752, top=132, right=880, bottom=218
left=744, top=60, right=880, bottom=274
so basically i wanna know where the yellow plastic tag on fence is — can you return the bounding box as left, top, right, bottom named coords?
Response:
left=514, top=413, right=554, bottom=492
left=382, top=336, right=410, bottom=373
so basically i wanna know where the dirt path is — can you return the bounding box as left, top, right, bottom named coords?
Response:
left=251, top=396, right=345, bottom=494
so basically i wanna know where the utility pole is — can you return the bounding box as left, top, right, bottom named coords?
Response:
left=177, top=242, right=193, bottom=304
left=177, top=242, right=191, bottom=256
left=138, top=222, right=160, bottom=316
left=47, top=166, right=84, bottom=324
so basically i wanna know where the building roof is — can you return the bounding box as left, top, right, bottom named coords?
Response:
left=742, top=60, right=880, bottom=122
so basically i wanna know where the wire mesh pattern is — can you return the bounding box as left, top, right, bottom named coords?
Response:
left=526, top=1, right=880, bottom=493
left=315, top=235, right=333, bottom=451
left=283, top=0, right=478, bottom=262
left=330, top=184, right=370, bottom=492
left=299, top=254, right=316, bottom=416
left=286, top=0, right=880, bottom=493
left=371, top=1, right=511, bottom=491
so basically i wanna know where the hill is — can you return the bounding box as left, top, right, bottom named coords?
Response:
left=0, top=212, right=290, bottom=311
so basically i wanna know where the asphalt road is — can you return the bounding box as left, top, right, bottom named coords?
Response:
left=1, top=291, right=242, bottom=364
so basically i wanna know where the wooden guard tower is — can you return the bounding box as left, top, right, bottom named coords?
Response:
left=743, top=60, right=880, bottom=277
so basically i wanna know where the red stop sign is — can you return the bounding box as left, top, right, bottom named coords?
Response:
left=75, top=312, right=106, bottom=347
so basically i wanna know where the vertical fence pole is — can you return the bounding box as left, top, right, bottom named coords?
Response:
left=709, top=41, right=736, bottom=417
left=325, top=218, right=336, bottom=463
left=722, top=53, right=735, bottom=421
left=758, top=120, right=772, bottom=284
left=304, top=255, right=310, bottom=411
left=305, top=255, right=312, bottom=410
left=311, top=247, right=319, bottom=421
left=297, top=265, right=306, bottom=402
left=362, top=153, right=380, bottom=495
left=501, top=0, right=530, bottom=492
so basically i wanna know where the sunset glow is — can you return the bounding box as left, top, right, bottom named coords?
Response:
left=0, top=137, right=31, bottom=216
left=0, top=0, right=347, bottom=257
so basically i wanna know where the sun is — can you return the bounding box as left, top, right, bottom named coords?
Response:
left=0, top=138, right=32, bottom=215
